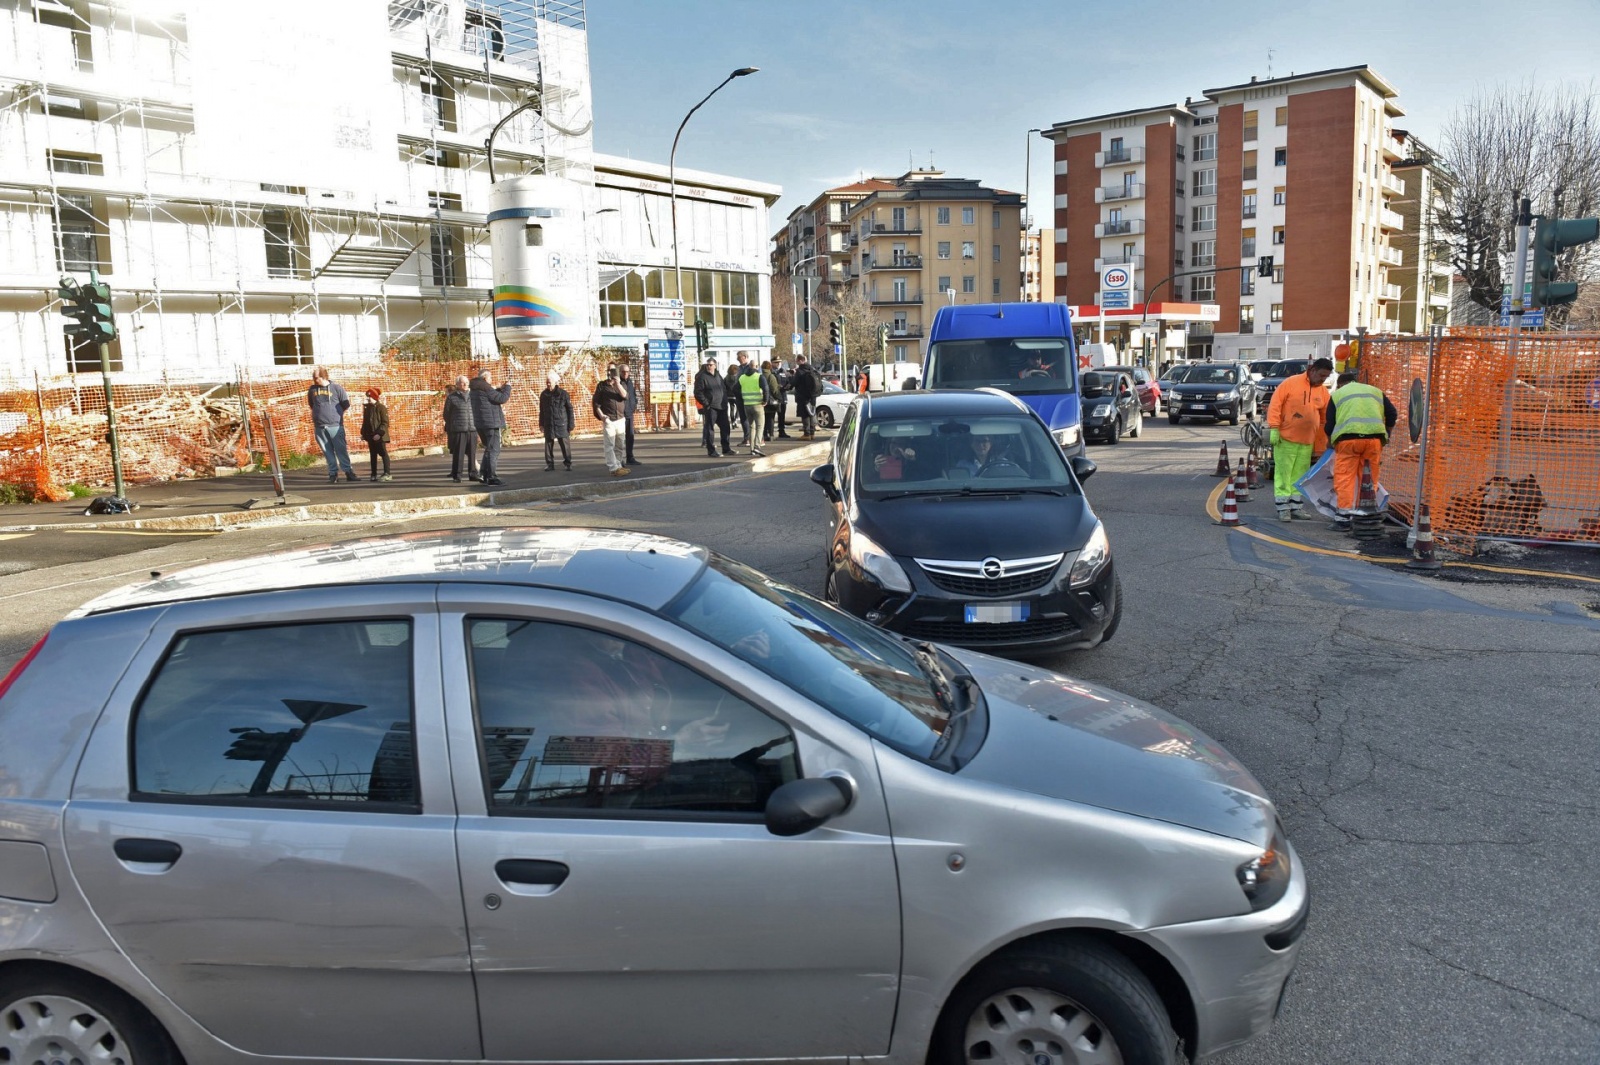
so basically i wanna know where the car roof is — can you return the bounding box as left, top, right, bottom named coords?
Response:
left=858, top=389, right=1030, bottom=419
left=72, top=527, right=710, bottom=617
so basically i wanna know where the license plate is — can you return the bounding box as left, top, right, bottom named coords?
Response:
left=1188, top=404, right=1208, bottom=411
left=965, top=602, right=1029, bottom=623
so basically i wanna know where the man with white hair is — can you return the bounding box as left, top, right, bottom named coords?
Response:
left=442, top=374, right=477, bottom=482
left=538, top=369, right=575, bottom=471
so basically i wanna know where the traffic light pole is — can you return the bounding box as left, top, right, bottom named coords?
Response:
left=98, top=339, right=125, bottom=499
left=1499, top=196, right=1532, bottom=478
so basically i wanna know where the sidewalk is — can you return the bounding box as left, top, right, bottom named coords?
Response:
left=0, top=425, right=832, bottom=533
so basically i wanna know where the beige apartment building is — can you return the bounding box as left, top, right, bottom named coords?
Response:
left=1389, top=133, right=1455, bottom=333
left=1045, top=65, right=1445, bottom=362
left=772, top=178, right=895, bottom=295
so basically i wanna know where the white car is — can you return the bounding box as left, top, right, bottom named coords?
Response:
left=787, top=381, right=856, bottom=430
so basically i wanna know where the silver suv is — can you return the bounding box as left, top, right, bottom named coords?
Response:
left=0, top=528, right=1306, bottom=1065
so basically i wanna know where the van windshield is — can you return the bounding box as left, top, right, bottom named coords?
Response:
left=926, top=338, right=1074, bottom=395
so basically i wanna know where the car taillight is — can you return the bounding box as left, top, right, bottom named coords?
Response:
left=0, top=634, right=49, bottom=702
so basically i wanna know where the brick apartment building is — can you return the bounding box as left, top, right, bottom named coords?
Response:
left=1045, top=65, right=1443, bottom=363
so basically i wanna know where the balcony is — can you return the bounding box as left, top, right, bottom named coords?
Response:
left=1428, top=289, right=1452, bottom=307
left=802, top=226, right=815, bottom=238
left=1378, top=208, right=1404, bottom=231
left=872, top=222, right=922, bottom=234
left=1096, top=182, right=1145, bottom=203
left=1095, top=219, right=1144, bottom=238
left=1095, top=254, right=1144, bottom=269
left=825, top=217, right=851, bottom=227
left=1377, top=283, right=1403, bottom=301
left=869, top=255, right=923, bottom=270
left=1095, top=146, right=1145, bottom=167
left=1380, top=139, right=1403, bottom=162
left=871, top=291, right=923, bottom=305
left=1373, top=316, right=1401, bottom=333
left=889, top=326, right=925, bottom=339
left=1380, top=172, right=1406, bottom=197
left=1378, top=245, right=1403, bottom=266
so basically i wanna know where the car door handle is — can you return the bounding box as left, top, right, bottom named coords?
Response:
left=113, top=838, right=182, bottom=869
left=494, top=859, right=569, bottom=887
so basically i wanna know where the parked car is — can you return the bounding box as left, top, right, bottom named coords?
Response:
left=786, top=380, right=856, bottom=429
left=810, top=389, right=1118, bottom=654
left=1255, top=359, right=1308, bottom=417
left=1103, top=364, right=1161, bottom=415
left=1081, top=369, right=1143, bottom=444
left=0, top=527, right=1307, bottom=1065
left=1166, top=363, right=1256, bottom=425
left=1248, top=359, right=1281, bottom=380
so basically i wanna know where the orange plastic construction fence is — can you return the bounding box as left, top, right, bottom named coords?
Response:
left=1363, top=328, right=1600, bottom=547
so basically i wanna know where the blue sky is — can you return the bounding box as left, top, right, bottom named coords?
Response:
left=586, top=0, right=1600, bottom=230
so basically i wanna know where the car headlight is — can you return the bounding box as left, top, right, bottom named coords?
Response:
left=1053, top=425, right=1080, bottom=448
left=1091, top=403, right=1113, bottom=418
left=1222, top=389, right=1240, bottom=400
left=847, top=528, right=911, bottom=593
left=1067, top=521, right=1110, bottom=586
left=1237, top=822, right=1292, bottom=912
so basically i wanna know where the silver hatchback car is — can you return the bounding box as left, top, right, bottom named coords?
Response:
left=0, top=528, right=1306, bottom=1065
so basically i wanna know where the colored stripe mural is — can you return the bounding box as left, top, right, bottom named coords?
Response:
left=493, top=285, right=576, bottom=329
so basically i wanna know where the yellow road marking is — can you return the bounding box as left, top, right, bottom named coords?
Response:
left=0, top=533, right=31, bottom=541
left=60, top=528, right=218, bottom=537
left=1202, top=479, right=1600, bottom=584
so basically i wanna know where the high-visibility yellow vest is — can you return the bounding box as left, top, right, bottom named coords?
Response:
left=1329, top=382, right=1387, bottom=443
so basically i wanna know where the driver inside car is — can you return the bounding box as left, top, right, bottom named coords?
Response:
left=949, top=433, right=998, bottom=476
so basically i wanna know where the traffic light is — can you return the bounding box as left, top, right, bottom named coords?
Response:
left=877, top=323, right=889, bottom=358
left=694, top=318, right=710, bottom=351
left=58, top=274, right=116, bottom=341
left=1531, top=216, right=1600, bottom=308
left=829, top=317, right=842, bottom=348
left=1257, top=256, right=1274, bottom=278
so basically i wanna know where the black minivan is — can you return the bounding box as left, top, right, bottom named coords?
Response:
left=809, top=390, right=1120, bottom=656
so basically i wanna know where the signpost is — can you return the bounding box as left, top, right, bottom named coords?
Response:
left=645, top=298, right=686, bottom=426
left=1098, top=263, right=1132, bottom=344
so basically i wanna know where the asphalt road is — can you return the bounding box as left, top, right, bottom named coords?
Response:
left=1, top=419, right=1597, bottom=1063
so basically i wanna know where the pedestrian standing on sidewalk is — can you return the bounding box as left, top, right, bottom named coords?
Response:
left=359, top=387, right=392, bottom=482
left=725, top=357, right=746, bottom=444
left=737, top=357, right=769, bottom=457
left=1265, top=357, right=1332, bottom=521
left=773, top=360, right=793, bottom=438
left=760, top=360, right=783, bottom=442
left=792, top=354, right=821, bottom=440
left=1324, top=372, right=1398, bottom=528
left=306, top=366, right=357, bottom=483
left=470, top=367, right=512, bottom=486
left=694, top=357, right=731, bottom=457
left=593, top=365, right=631, bottom=477
left=619, top=362, right=643, bottom=467
left=443, top=374, right=478, bottom=483
left=538, top=370, right=575, bottom=470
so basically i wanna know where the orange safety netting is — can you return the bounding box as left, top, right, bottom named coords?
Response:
left=1363, top=329, right=1600, bottom=547
left=0, top=346, right=660, bottom=502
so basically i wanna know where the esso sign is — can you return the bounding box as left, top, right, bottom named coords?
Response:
left=1103, top=268, right=1130, bottom=289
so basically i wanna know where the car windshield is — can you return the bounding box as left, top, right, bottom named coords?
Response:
left=1270, top=360, right=1308, bottom=378
left=1249, top=360, right=1278, bottom=374
left=1184, top=366, right=1239, bottom=385
left=663, top=557, right=952, bottom=759
left=925, top=338, right=1074, bottom=394
left=1081, top=372, right=1120, bottom=395
left=854, top=413, right=1076, bottom=495
left=1165, top=365, right=1194, bottom=383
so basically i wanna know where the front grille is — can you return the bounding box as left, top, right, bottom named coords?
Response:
left=905, top=615, right=1080, bottom=645
left=923, top=566, right=1058, bottom=597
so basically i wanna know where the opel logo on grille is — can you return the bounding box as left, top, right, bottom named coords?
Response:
left=981, top=557, right=1005, bottom=579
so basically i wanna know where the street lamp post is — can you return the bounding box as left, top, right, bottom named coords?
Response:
left=670, top=66, right=758, bottom=425
left=1024, top=128, right=1043, bottom=301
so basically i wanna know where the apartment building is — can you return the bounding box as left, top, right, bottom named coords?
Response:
left=1023, top=228, right=1055, bottom=302
left=1388, top=132, right=1455, bottom=334
left=771, top=178, right=895, bottom=293
left=1046, top=65, right=1423, bottom=362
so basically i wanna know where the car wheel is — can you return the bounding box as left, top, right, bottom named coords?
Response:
left=1100, top=576, right=1123, bottom=643
left=818, top=407, right=836, bottom=429
left=935, top=940, right=1177, bottom=1065
left=824, top=566, right=840, bottom=604
left=1108, top=419, right=1120, bottom=445
left=1228, top=407, right=1240, bottom=426
left=1129, top=410, right=1143, bottom=438
left=0, top=971, right=181, bottom=1065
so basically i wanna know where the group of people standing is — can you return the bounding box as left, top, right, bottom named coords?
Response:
left=692, top=351, right=825, bottom=459
left=1267, top=356, right=1398, bottom=530
left=441, top=367, right=514, bottom=484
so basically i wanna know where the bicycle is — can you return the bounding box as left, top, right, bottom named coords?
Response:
left=1240, top=414, right=1274, bottom=477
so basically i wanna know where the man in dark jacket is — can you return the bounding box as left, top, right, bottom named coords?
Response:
left=792, top=355, right=822, bottom=440
left=760, top=360, right=784, bottom=442
left=538, top=370, right=575, bottom=470
left=618, top=363, right=643, bottom=467
left=724, top=359, right=745, bottom=443
left=306, top=366, right=357, bottom=483
left=592, top=365, right=631, bottom=476
left=469, top=367, right=512, bottom=486
left=442, top=375, right=477, bottom=482
left=694, top=358, right=730, bottom=458
left=772, top=360, right=793, bottom=439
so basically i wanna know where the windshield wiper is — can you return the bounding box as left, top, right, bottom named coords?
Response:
left=873, top=489, right=954, bottom=500
left=913, top=640, right=982, bottom=766
left=959, top=486, right=1066, bottom=496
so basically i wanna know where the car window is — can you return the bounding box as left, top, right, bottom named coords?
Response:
left=1082, top=371, right=1115, bottom=393
left=1133, top=369, right=1150, bottom=384
left=1190, top=366, right=1238, bottom=384
left=467, top=620, right=798, bottom=817
left=926, top=338, right=1074, bottom=395
left=855, top=413, right=1075, bottom=494
left=132, top=620, right=418, bottom=809
left=1167, top=365, right=1194, bottom=383
left=664, top=558, right=950, bottom=761
left=835, top=403, right=858, bottom=493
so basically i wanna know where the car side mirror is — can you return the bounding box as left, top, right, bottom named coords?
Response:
left=765, top=776, right=854, bottom=837
left=1070, top=455, right=1097, bottom=482
left=810, top=463, right=841, bottom=502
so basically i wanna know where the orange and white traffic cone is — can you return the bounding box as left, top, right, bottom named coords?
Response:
left=1245, top=452, right=1262, bottom=489
left=1234, top=458, right=1251, bottom=502
left=1357, top=460, right=1378, bottom=512
left=1214, top=440, right=1231, bottom=477
left=1352, top=461, right=1383, bottom=540
left=1217, top=479, right=1241, bottom=526
left=1407, top=503, right=1443, bottom=571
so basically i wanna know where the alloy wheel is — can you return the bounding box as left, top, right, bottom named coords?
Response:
left=0, top=993, right=136, bottom=1065
left=963, top=986, right=1123, bottom=1065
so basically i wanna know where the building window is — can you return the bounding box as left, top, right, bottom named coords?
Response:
left=892, top=278, right=908, bottom=302
left=993, top=209, right=1001, bottom=229
left=1241, top=271, right=1255, bottom=296
left=1241, top=229, right=1256, bottom=258
left=420, top=72, right=457, bottom=132
left=1243, top=111, right=1258, bottom=141
left=1192, top=168, right=1216, bottom=197
left=1108, top=207, right=1122, bottom=224
left=1274, top=106, right=1288, bottom=126
left=1274, top=147, right=1287, bottom=167
left=1272, top=226, right=1285, bottom=245
left=1192, top=132, right=1216, bottom=162
left=43, top=93, right=92, bottom=120
left=938, top=241, right=951, bottom=259
left=1270, top=303, right=1284, bottom=323
left=1123, top=241, right=1138, bottom=263
left=1273, top=187, right=1286, bottom=206
left=1242, top=150, right=1257, bottom=182
left=1239, top=306, right=1255, bottom=333
left=262, top=208, right=309, bottom=279
left=992, top=243, right=1001, bottom=262
left=1242, top=192, right=1257, bottom=219
left=428, top=191, right=464, bottom=287
left=1190, top=240, right=1215, bottom=267
left=35, top=0, right=93, bottom=72
left=1108, top=136, right=1124, bottom=156
left=962, top=207, right=975, bottom=225
left=1191, top=273, right=1215, bottom=301
left=962, top=275, right=976, bottom=293
left=47, top=149, right=102, bottom=176
left=961, top=241, right=975, bottom=259
left=600, top=268, right=760, bottom=330
left=992, top=278, right=1001, bottom=296
left=1274, top=264, right=1285, bottom=284
left=937, top=207, right=951, bottom=225
left=891, top=207, right=906, bottom=231
left=1191, top=204, right=1215, bottom=232
left=53, top=192, right=110, bottom=273
left=66, top=334, right=122, bottom=373
left=937, top=275, right=951, bottom=293
left=271, top=327, right=314, bottom=365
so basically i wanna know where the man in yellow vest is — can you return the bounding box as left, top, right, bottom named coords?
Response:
left=1322, top=372, right=1398, bottom=526
left=1265, top=357, right=1332, bottom=521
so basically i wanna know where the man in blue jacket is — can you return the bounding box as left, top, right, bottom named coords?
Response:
left=306, top=367, right=357, bottom=483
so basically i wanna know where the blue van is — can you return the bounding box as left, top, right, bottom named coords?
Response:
left=922, top=302, right=1083, bottom=456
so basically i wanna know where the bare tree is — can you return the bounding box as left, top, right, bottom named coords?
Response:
left=821, top=285, right=883, bottom=374
left=1438, top=81, right=1600, bottom=325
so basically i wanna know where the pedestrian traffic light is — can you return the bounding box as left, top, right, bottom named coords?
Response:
left=1257, top=256, right=1274, bottom=278
left=694, top=318, right=710, bottom=351
left=1531, top=216, right=1600, bottom=308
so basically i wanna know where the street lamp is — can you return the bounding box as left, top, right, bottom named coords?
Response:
left=670, top=66, right=759, bottom=384
left=1024, top=127, right=1043, bottom=300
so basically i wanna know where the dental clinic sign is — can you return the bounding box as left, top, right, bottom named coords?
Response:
left=1099, top=264, right=1133, bottom=310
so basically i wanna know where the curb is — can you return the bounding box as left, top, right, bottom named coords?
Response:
left=0, top=442, right=832, bottom=535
